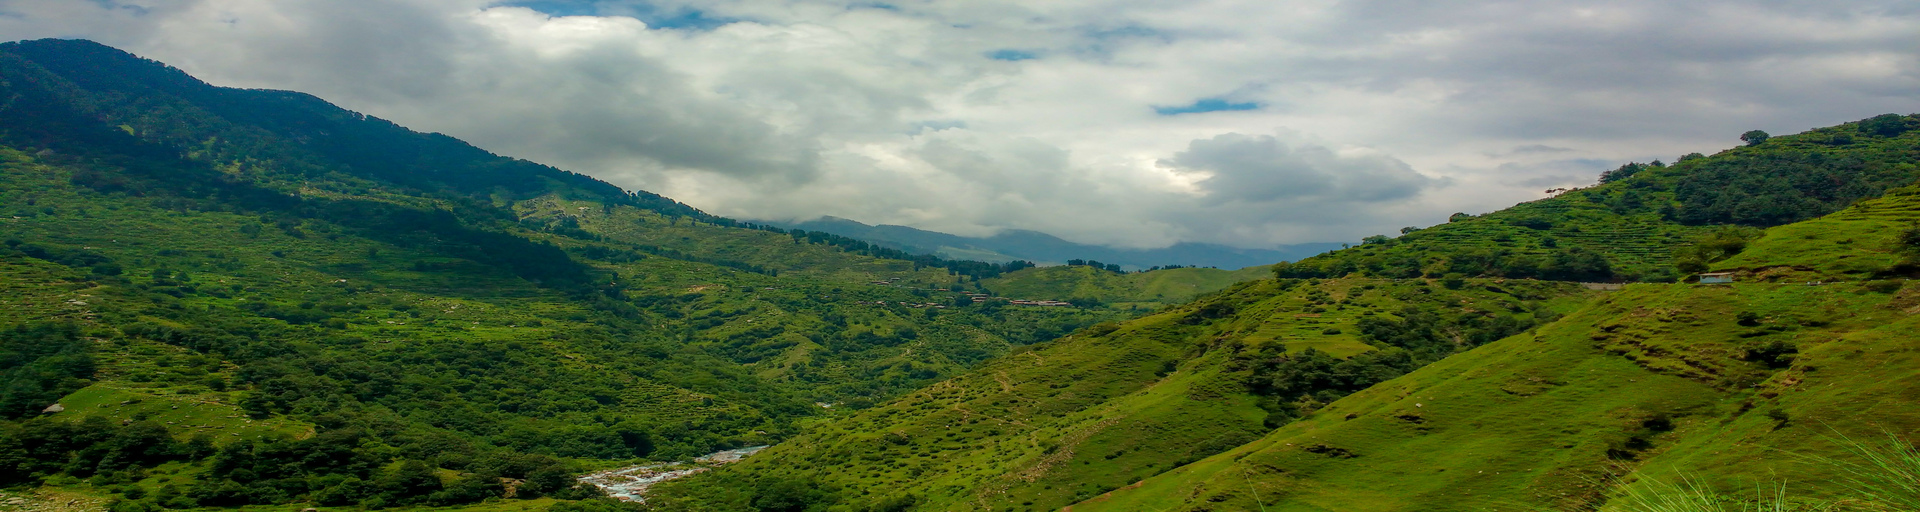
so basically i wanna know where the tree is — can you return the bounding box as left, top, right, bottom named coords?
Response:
left=751, top=477, right=829, bottom=512
left=375, top=460, right=442, bottom=504
left=1599, top=162, right=1647, bottom=183
left=1741, top=130, right=1770, bottom=146
left=1861, top=113, right=1912, bottom=137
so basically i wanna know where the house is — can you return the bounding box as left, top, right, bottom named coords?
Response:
left=1698, top=272, right=1734, bottom=284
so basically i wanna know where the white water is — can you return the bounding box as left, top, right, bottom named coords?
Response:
left=578, top=446, right=769, bottom=501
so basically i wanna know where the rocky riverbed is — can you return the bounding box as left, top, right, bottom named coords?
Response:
left=0, top=490, right=107, bottom=512
left=578, top=445, right=768, bottom=501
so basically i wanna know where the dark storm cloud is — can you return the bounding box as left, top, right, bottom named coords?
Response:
left=1160, top=133, right=1433, bottom=203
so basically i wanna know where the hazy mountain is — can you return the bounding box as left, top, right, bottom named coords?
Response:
left=767, top=216, right=1345, bottom=270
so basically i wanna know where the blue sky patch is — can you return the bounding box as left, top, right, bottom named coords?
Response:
left=986, top=49, right=1038, bottom=61
left=495, top=1, right=741, bottom=30
left=1155, top=98, right=1260, bottom=116
left=497, top=0, right=598, bottom=17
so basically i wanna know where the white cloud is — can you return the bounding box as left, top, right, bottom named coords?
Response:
left=0, top=0, right=1915, bottom=248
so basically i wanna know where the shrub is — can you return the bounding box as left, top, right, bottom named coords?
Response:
left=1898, top=224, right=1920, bottom=251
left=1863, top=280, right=1905, bottom=294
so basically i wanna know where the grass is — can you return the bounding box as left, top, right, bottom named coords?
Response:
left=1818, top=430, right=1920, bottom=511
left=1606, top=477, right=1796, bottom=512
left=1711, top=186, right=1920, bottom=282
left=648, top=278, right=1593, bottom=511
left=1077, top=195, right=1920, bottom=512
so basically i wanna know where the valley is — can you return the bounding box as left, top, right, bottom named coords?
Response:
left=2, top=37, right=1919, bottom=512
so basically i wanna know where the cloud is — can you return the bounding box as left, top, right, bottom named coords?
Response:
left=1159, top=133, right=1434, bottom=203
left=1504, top=144, right=1576, bottom=156
left=0, top=0, right=1913, bottom=250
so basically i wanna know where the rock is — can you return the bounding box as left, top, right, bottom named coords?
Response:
left=39, top=404, right=62, bottom=414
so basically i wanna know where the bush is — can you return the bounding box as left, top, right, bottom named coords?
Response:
left=549, top=498, right=646, bottom=512
left=1862, top=113, right=1913, bottom=137
left=1743, top=340, right=1797, bottom=369
left=751, top=477, right=831, bottom=512
left=1898, top=224, right=1920, bottom=251
left=428, top=471, right=505, bottom=505
left=1863, top=280, right=1905, bottom=294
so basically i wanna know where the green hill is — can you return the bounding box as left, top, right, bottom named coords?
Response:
left=648, top=278, right=1596, bottom=510
left=651, top=117, right=1920, bottom=511
left=1084, top=190, right=1920, bottom=511
left=0, top=39, right=1132, bottom=511
left=1277, top=116, right=1920, bottom=283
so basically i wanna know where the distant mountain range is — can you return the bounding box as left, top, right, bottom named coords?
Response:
left=761, top=216, right=1345, bottom=270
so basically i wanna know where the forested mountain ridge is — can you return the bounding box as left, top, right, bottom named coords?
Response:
left=0, top=38, right=1141, bottom=511
left=1277, top=115, right=1920, bottom=282
left=0, top=38, right=706, bottom=220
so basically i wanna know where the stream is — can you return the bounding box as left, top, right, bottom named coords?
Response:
left=577, top=445, right=769, bottom=501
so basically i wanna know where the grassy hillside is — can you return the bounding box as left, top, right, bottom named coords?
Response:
left=655, top=118, right=1920, bottom=511
left=980, top=264, right=1274, bottom=309
left=1079, top=183, right=1920, bottom=511
left=1707, top=184, right=1920, bottom=282
left=648, top=278, right=1594, bottom=511
left=0, top=39, right=1133, bottom=512
left=1276, top=114, right=1920, bottom=283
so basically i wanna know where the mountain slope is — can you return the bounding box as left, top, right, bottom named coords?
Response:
left=649, top=278, right=1594, bottom=510
left=980, top=264, right=1275, bottom=309
left=1084, top=191, right=1920, bottom=511
left=1278, top=116, right=1920, bottom=282
left=653, top=117, right=1920, bottom=512
left=0, top=38, right=1135, bottom=511
left=770, top=216, right=1343, bottom=270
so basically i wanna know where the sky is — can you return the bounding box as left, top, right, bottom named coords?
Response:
left=1, top=0, right=1916, bottom=249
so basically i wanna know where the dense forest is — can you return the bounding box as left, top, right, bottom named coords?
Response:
left=0, top=39, right=1124, bottom=511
